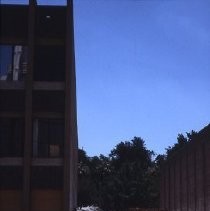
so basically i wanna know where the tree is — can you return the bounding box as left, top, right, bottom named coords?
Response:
left=77, top=137, right=160, bottom=210
left=166, top=133, right=188, bottom=158
left=78, top=149, right=112, bottom=208
left=78, top=149, right=96, bottom=206
left=105, top=137, right=157, bottom=210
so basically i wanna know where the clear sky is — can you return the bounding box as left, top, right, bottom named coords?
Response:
left=2, top=0, right=210, bottom=156
left=74, top=0, right=210, bottom=156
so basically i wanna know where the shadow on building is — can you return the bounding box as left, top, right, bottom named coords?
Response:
left=0, top=1, right=78, bottom=211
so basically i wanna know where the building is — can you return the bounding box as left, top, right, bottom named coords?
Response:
left=0, top=1, right=78, bottom=211
left=160, top=124, right=210, bottom=211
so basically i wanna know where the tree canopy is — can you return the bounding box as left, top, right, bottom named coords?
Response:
left=78, top=137, right=160, bottom=210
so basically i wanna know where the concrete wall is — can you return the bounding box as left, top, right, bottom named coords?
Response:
left=0, top=190, right=63, bottom=211
left=160, top=137, right=210, bottom=211
left=31, top=190, right=63, bottom=211
left=0, top=190, right=22, bottom=211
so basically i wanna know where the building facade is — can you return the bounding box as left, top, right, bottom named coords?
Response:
left=160, top=125, right=210, bottom=211
left=0, top=1, right=78, bottom=211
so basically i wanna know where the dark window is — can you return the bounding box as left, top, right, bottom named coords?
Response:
left=31, top=166, right=63, bottom=189
left=0, top=5, right=28, bottom=39
left=0, top=166, right=23, bottom=189
left=35, top=6, right=66, bottom=38
left=0, top=118, right=24, bottom=157
left=33, top=90, right=65, bottom=112
left=33, top=119, right=64, bottom=158
left=34, top=45, right=65, bottom=81
left=0, top=45, right=28, bottom=81
left=0, top=90, right=25, bottom=111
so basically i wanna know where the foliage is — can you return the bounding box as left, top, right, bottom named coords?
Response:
left=165, top=130, right=199, bottom=159
left=165, top=124, right=210, bottom=160
left=78, top=137, right=160, bottom=210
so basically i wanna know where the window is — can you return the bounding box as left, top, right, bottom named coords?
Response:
left=35, top=6, right=66, bottom=38
left=31, top=166, right=63, bottom=189
left=33, top=119, right=64, bottom=158
left=0, top=90, right=25, bottom=111
left=0, top=166, right=23, bottom=189
left=0, top=118, right=24, bottom=157
left=33, top=91, right=65, bottom=112
left=0, top=5, right=28, bottom=39
left=0, top=45, right=28, bottom=81
left=34, top=45, right=65, bottom=81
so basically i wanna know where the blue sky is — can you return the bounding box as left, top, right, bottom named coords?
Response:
left=74, top=0, right=210, bottom=156
left=1, top=0, right=210, bottom=156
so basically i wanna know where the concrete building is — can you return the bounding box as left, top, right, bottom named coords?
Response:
left=160, top=125, right=210, bottom=211
left=0, top=1, right=78, bottom=211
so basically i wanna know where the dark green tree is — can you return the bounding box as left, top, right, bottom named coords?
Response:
left=77, top=137, right=160, bottom=210
left=102, top=137, right=157, bottom=210
left=166, top=133, right=188, bottom=158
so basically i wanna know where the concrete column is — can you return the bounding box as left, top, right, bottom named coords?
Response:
left=64, top=0, right=78, bottom=210
left=23, top=1, right=36, bottom=211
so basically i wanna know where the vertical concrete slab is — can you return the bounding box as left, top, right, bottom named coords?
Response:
left=204, top=141, right=210, bottom=211
left=181, top=152, right=188, bottom=211
left=64, top=0, right=78, bottom=210
left=195, top=144, right=205, bottom=211
left=23, top=1, right=35, bottom=211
